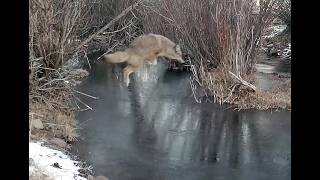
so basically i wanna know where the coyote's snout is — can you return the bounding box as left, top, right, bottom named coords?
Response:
left=101, top=33, right=184, bottom=86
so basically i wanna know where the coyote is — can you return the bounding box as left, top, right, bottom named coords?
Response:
left=100, top=33, right=185, bottom=86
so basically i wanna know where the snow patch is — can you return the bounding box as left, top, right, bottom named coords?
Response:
left=263, top=25, right=287, bottom=39
left=29, top=142, right=87, bottom=180
left=255, top=63, right=275, bottom=74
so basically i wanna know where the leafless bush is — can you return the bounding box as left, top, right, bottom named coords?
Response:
left=140, top=0, right=282, bottom=105
left=29, top=0, right=87, bottom=72
left=29, top=0, right=141, bottom=72
left=29, top=57, right=91, bottom=141
left=29, top=0, right=88, bottom=140
left=29, top=0, right=144, bottom=139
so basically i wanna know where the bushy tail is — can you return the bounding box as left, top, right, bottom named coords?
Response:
left=101, top=51, right=129, bottom=64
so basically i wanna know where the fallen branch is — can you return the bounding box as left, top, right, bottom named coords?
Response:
left=228, top=71, right=257, bottom=91
left=75, top=0, right=144, bottom=52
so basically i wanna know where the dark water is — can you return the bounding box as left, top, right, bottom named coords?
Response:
left=73, top=61, right=291, bottom=180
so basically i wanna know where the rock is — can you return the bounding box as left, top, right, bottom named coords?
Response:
left=52, top=162, right=62, bottom=169
left=32, top=119, right=44, bottom=129
left=49, top=138, right=68, bottom=148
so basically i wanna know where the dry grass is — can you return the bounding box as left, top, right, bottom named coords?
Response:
left=30, top=102, right=78, bottom=141
left=29, top=68, right=77, bottom=142
left=196, top=68, right=291, bottom=110
left=29, top=51, right=92, bottom=141
left=226, top=87, right=291, bottom=111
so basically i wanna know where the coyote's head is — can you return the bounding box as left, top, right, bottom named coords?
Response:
left=164, top=44, right=185, bottom=63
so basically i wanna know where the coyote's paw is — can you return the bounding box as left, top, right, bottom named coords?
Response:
left=152, top=60, right=157, bottom=65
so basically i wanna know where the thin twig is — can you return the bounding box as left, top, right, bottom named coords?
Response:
left=73, top=89, right=99, bottom=99
left=223, top=84, right=239, bottom=103
left=83, top=50, right=91, bottom=70
left=73, top=96, right=93, bottom=110
left=102, top=19, right=135, bottom=34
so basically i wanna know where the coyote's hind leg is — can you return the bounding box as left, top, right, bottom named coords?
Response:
left=122, top=65, right=140, bottom=87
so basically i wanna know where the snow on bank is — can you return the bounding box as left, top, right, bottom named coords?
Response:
left=255, top=63, right=275, bottom=74
left=29, top=142, right=87, bottom=180
left=263, top=25, right=287, bottom=39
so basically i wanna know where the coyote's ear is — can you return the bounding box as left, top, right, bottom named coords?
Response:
left=175, top=45, right=182, bottom=55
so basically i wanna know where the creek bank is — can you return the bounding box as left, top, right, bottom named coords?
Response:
left=29, top=51, right=110, bottom=180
